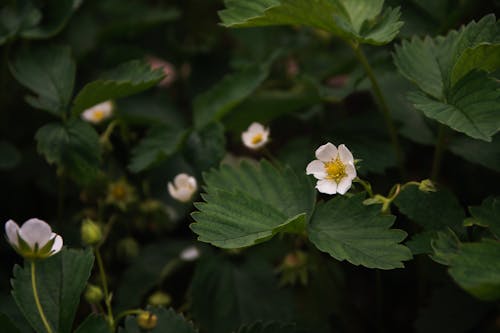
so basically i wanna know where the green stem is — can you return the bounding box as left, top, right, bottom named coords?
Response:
left=31, top=261, right=54, bottom=333
left=350, top=43, right=403, bottom=174
left=95, top=248, right=114, bottom=328
left=431, top=125, right=448, bottom=181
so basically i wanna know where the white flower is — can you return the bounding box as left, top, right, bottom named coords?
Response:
left=241, top=122, right=270, bottom=150
left=167, top=173, right=197, bottom=203
left=5, top=218, right=63, bottom=259
left=306, top=143, right=357, bottom=195
left=81, top=100, right=114, bottom=124
left=179, top=246, right=200, bottom=261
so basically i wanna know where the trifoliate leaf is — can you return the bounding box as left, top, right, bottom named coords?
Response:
left=72, top=60, right=164, bottom=115
left=308, top=194, right=412, bottom=269
left=466, top=197, right=500, bottom=238
left=408, top=71, right=500, bottom=142
left=431, top=234, right=500, bottom=301
left=235, top=321, right=305, bottom=333
left=190, top=160, right=315, bottom=248
left=11, top=248, right=94, bottom=333
left=120, top=307, right=197, bottom=333
left=128, top=125, right=187, bottom=173
left=74, top=315, right=111, bottom=333
left=193, top=57, right=275, bottom=129
left=219, top=0, right=403, bottom=45
left=190, top=255, right=293, bottom=333
left=35, top=119, right=101, bottom=184
left=394, top=186, right=465, bottom=231
left=9, top=45, right=75, bottom=116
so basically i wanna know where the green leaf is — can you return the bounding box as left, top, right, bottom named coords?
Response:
left=184, top=122, right=226, bottom=174
left=0, top=1, right=41, bottom=45
left=190, top=160, right=316, bottom=248
left=35, top=119, right=101, bottom=183
left=406, top=231, right=437, bottom=255
left=467, top=197, right=500, bottom=238
left=120, top=307, right=197, bottom=333
left=432, top=236, right=500, bottom=301
left=219, top=0, right=402, bottom=45
left=193, top=58, right=274, bottom=129
left=72, top=60, right=165, bottom=115
left=395, top=186, right=465, bottom=231
left=11, top=248, right=94, bottom=333
left=0, top=141, right=21, bottom=171
left=21, top=0, right=80, bottom=39
left=190, top=255, right=293, bottom=333
left=9, top=45, right=75, bottom=116
left=308, top=194, right=412, bottom=269
left=235, top=321, right=305, bottom=333
left=74, top=315, right=111, bottom=333
left=408, top=71, right=500, bottom=142
left=451, top=43, right=500, bottom=86
left=0, top=313, right=20, bottom=333
left=449, top=134, right=500, bottom=172
left=128, top=125, right=187, bottom=173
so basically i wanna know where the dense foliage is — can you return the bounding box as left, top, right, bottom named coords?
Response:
left=1, top=0, right=499, bottom=332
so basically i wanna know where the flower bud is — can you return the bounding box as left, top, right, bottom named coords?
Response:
left=137, top=311, right=158, bottom=330
left=148, top=291, right=172, bottom=307
left=84, top=284, right=104, bottom=304
left=81, top=219, right=103, bottom=246
left=419, top=179, right=437, bottom=192
left=116, top=237, right=140, bottom=261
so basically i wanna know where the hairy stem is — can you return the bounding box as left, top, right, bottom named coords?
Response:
left=350, top=43, right=403, bottom=175
left=31, top=261, right=54, bottom=333
left=431, top=125, right=448, bottom=181
left=95, top=248, right=114, bottom=328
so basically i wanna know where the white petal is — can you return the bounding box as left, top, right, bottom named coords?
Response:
left=338, top=144, right=354, bottom=164
left=180, top=246, right=200, bottom=261
left=315, top=143, right=338, bottom=162
left=5, top=220, right=20, bottom=247
left=241, top=131, right=254, bottom=147
left=306, top=160, right=326, bottom=179
left=247, top=122, right=265, bottom=133
left=172, top=188, right=194, bottom=202
left=187, top=177, right=197, bottom=190
left=167, top=182, right=177, bottom=197
left=18, top=218, right=53, bottom=249
left=51, top=235, right=63, bottom=255
left=337, top=177, right=353, bottom=195
left=316, top=179, right=337, bottom=194
left=174, top=173, right=192, bottom=187
left=345, top=163, right=357, bottom=178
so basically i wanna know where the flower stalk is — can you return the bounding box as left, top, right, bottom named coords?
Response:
left=95, top=248, right=114, bottom=328
left=31, top=261, right=54, bottom=333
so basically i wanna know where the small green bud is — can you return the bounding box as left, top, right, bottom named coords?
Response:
left=137, top=311, right=158, bottom=330
left=81, top=219, right=102, bottom=246
left=84, top=284, right=104, bottom=304
left=116, top=237, right=140, bottom=261
left=419, top=179, right=437, bottom=192
left=148, top=291, right=172, bottom=307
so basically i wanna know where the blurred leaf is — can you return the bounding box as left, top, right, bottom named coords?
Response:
left=235, top=321, right=305, bottom=333
left=21, top=0, right=81, bottom=39
left=191, top=255, right=293, bottom=333
left=116, top=95, right=185, bottom=127
left=309, top=193, right=412, bottom=269
left=11, top=248, right=94, bottom=333
left=432, top=236, right=500, bottom=301
left=128, top=125, right=187, bottom=173
left=74, top=315, right=111, bottom=333
left=219, top=0, right=403, bottom=45
left=193, top=57, right=275, bottom=129
left=408, top=71, right=500, bottom=142
left=0, top=313, right=20, bottom=333
left=190, top=160, right=315, bottom=248
left=0, top=141, right=21, bottom=171
left=449, top=134, right=500, bottom=172
left=405, top=231, right=437, bottom=255
left=395, top=186, right=465, bottom=231
left=72, top=60, right=164, bottom=115
left=184, top=122, right=226, bottom=174
left=35, top=119, right=101, bottom=184
left=466, top=196, right=500, bottom=238
left=120, top=307, right=196, bottom=333
left=0, top=0, right=41, bottom=45
left=9, top=45, right=75, bottom=116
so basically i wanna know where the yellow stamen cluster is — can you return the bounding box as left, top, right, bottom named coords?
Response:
left=91, top=110, right=106, bottom=122
left=251, top=133, right=263, bottom=145
left=324, top=158, right=347, bottom=183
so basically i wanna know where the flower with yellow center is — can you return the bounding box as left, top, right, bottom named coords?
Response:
left=81, top=100, right=114, bottom=124
left=306, top=142, right=356, bottom=195
left=241, top=122, right=270, bottom=150
left=167, top=173, right=197, bottom=203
